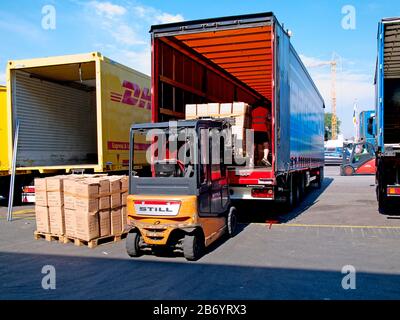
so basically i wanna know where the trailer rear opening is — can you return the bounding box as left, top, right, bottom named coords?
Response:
left=152, top=24, right=272, bottom=123
left=383, top=22, right=400, bottom=145
left=10, top=62, right=98, bottom=167
left=150, top=13, right=325, bottom=207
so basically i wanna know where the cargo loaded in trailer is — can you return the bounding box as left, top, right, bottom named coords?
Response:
left=0, top=52, right=151, bottom=204
left=148, top=12, right=325, bottom=209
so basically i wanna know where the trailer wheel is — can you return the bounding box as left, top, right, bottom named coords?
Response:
left=227, top=206, right=238, bottom=237
left=316, top=167, right=324, bottom=189
left=299, top=173, right=306, bottom=200
left=283, top=175, right=294, bottom=212
left=294, top=176, right=300, bottom=205
left=126, top=230, right=142, bottom=258
left=183, top=230, right=204, bottom=261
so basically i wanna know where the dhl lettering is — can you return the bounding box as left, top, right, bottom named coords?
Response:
left=109, top=80, right=151, bottom=110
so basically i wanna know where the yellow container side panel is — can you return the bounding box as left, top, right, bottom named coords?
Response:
left=100, top=60, right=151, bottom=172
left=0, top=86, right=8, bottom=172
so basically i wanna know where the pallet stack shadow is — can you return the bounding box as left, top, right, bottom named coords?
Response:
left=34, top=174, right=129, bottom=244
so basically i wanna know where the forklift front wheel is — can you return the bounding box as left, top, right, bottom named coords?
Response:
left=227, top=207, right=238, bottom=237
left=183, top=230, right=204, bottom=261
left=126, top=229, right=142, bottom=258
left=343, top=166, right=355, bottom=176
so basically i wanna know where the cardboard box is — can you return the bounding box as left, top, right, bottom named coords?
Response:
left=121, top=192, right=128, bottom=206
left=111, top=207, right=122, bottom=235
left=208, top=103, right=220, bottom=116
left=196, top=104, right=209, bottom=117
left=120, top=176, right=128, bottom=192
left=49, top=206, right=65, bottom=235
left=220, top=103, right=232, bottom=115
left=47, top=191, right=64, bottom=207
left=35, top=190, right=48, bottom=207
left=46, top=176, right=64, bottom=192
left=121, top=206, right=128, bottom=231
left=232, top=102, right=248, bottom=114
left=109, top=178, right=121, bottom=209
left=98, top=178, right=110, bottom=210
left=74, top=181, right=99, bottom=212
left=75, top=210, right=99, bottom=241
left=99, top=210, right=111, bottom=237
left=35, top=205, right=50, bottom=233
left=34, top=178, right=47, bottom=192
left=64, top=209, right=76, bottom=237
left=64, top=179, right=77, bottom=210
left=185, top=104, right=197, bottom=119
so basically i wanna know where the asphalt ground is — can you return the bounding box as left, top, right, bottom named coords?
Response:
left=0, top=166, right=400, bottom=300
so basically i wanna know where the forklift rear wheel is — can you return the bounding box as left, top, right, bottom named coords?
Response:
left=343, top=166, right=355, bottom=176
left=183, top=231, right=204, bottom=261
left=126, top=230, right=142, bottom=257
left=227, top=207, right=238, bottom=237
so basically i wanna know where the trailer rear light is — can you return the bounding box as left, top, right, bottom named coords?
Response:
left=251, top=188, right=274, bottom=198
left=387, top=186, right=400, bottom=196
left=24, top=186, right=35, bottom=193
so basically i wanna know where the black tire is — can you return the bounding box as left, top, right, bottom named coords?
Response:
left=299, top=173, right=306, bottom=199
left=316, top=167, right=324, bottom=189
left=183, top=231, right=204, bottom=261
left=283, top=175, right=294, bottom=212
left=342, top=165, right=355, bottom=176
left=293, top=176, right=300, bottom=206
left=227, top=207, right=238, bottom=237
left=126, top=230, right=142, bottom=257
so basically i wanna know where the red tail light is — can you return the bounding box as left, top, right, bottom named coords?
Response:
left=387, top=186, right=400, bottom=196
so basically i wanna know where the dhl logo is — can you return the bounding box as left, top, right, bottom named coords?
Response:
left=110, top=80, right=151, bottom=110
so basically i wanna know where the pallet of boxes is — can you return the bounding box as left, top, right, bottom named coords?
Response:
left=185, top=102, right=251, bottom=163
left=34, top=175, right=129, bottom=248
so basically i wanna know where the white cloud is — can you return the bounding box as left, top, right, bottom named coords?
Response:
left=154, top=12, right=184, bottom=24
left=88, top=1, right=126, bottom=19
left=301, top=54, right=375, bottom=138
left=110, top=24, right=146, bottom=45
left=132, top=5, right=184, bottom=24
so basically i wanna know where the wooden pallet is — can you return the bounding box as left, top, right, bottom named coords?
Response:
left=63, top=232, right=128, bottom=249
left=34, top=231, right=64, bottom=243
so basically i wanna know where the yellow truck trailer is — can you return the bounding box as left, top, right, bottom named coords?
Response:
left=0, top=52, right=151, bottom=203
left=0, top=86, right=8, bottom=176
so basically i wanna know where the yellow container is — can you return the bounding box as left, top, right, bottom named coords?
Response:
left=6, top=52, right=151, bottom=174
left=0, top=85, right=8, bottom=175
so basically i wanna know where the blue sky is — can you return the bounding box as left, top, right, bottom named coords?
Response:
left=0, top=0, right=399, bottom=138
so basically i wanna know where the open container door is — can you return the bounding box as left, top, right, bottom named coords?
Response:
left=7, top=53, right=100, bottom=171
left=150, top=12, right=275, bottom=122
left=381, top=18, right=400, bottom=147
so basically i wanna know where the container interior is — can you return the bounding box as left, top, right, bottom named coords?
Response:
left=384, top=23, right=400, bottom=144
left=155, top=25, right=273, bottom=122
left=12, top=61, right=98, bottom=167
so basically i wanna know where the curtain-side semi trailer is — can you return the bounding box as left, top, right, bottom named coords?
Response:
left=375, top=18, right=400, bottom=213
left=149, top=12, right=325, bottom=208
left=0, top=52, right=151, bottom=204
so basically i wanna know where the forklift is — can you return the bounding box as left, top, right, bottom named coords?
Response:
left=340, top=141, right=376, bottom=176
left=125, top=119, right=238, bottom=261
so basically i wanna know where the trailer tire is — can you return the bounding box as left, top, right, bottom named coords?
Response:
left=294, top=176, right=300, bottom=205
left=183, top=230, right=204, bottom=261
left=316, top=167, right=324, bottom=189
left=126, top=230, right=142, bottom=258
left=299, top=173, right=306, bottom=199
left=227, top=206, right=238, bottom=237
left=283, top=174, right=294, bottom=212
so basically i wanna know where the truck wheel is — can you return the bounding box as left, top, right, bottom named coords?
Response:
left=126, top=230, right=142, bottom=257
left=378, top=186, right=388, bottom=214
left=227, top=207, right=238, bottom=237
left=343, top=166, right=355, bottom=176
left=283, top=175, right=294, bottom=212
left=299, top=173, right=306, bottom=199
left=294, top=177, right=300, bottom=205
left=183, top=231, right=204, bottom=261
left=316, top=167, right=324, bottom=189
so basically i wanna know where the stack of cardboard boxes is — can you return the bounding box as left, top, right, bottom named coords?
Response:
left=34, top=175, right=129, bottom=242
left=185, top=102, right=251, bottom=158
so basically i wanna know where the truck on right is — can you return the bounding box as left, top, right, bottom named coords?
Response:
left=374, top=17, right=400, bottom=213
